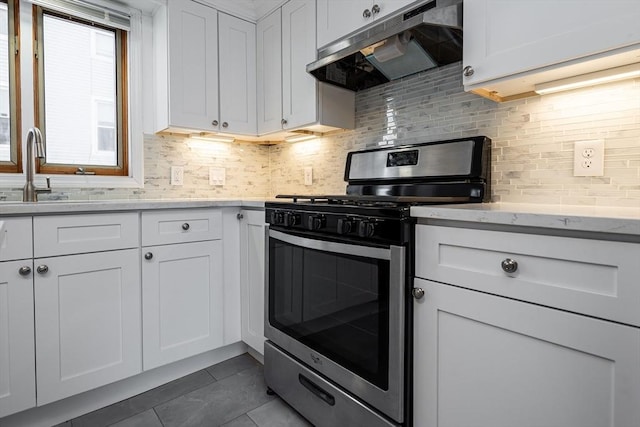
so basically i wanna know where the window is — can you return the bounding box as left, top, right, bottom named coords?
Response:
left=34, top=3, right=128, bottom=176
left=0, top=0, right=19, bottom=173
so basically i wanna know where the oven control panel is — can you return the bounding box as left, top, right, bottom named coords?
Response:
left=266, top=207, right=408, bottom=245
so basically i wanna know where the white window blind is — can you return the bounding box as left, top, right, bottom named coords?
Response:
left=30, top=0, right=130, bottom=30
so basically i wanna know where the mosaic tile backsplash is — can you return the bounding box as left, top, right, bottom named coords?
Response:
left=1, top=62, right=639, bottom=207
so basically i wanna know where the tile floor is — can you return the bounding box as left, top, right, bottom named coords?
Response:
left=53, top=354, right=312, bottom=427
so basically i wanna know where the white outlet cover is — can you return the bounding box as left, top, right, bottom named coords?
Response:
left=573, top=140, right=604, bottom=177
left=209, top=167, right=226, bottom=186
left=170, top=166, right=184, bottom=186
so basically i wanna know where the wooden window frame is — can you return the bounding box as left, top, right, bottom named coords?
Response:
left=0, top=0, right=22, bottom=173
left=33, top=5, right=128, bottom=176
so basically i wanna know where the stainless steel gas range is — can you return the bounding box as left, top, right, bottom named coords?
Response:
left=264, top=136, right=491, bottom=426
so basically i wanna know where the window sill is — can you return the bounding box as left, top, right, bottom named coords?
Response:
left=0, top=173, right=143, bottom=189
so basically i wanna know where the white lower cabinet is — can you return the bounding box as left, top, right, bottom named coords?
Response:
left=142, top=240, right=224, bottom=370
left=413, top=279, right=640, bottom=427
left=34, top=249, right=141, bottom=405
left=0, top=260, right=36, bottom=418
left=238, top=209, right=266, bottom=354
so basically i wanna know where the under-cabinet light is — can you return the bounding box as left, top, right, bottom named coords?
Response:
left=189, top=134, right=235, bottom=143
left=534, top=63, right=640, bottom=95
left=284, top=133, right=319, bottom=143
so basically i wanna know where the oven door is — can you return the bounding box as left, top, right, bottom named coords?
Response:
left=265, top=228, right=405, bottom=423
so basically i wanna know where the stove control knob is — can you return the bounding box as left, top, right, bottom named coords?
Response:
left=337, top=218, right=354, bottom=234
left=358, top=220, right=376, bottom=238
left=270, top=211, right=284, bottom=225
left=283, top=212, right=300, bottom=227
left=307, top=215, right=326, bottom=231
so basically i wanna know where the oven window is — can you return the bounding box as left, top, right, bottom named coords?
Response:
left=269, top=237, right=390, bottom=390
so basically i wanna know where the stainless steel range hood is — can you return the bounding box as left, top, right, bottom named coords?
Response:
left=307, top=0, right=463, bottom=91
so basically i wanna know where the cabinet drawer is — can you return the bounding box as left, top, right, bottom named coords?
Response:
left=34, top=213, right=139, bottom=257
left=142, top=209, right=222, bottom=246
left=0, top=217, right=32, bottom=261
left=415, top=225, right=640, bottom=326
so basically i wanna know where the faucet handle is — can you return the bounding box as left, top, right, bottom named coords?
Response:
left=46, top=176, right=51, bottom=189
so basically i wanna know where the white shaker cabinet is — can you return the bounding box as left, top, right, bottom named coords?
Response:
left=256, top=9, right=283, bottom=134
left=238, top=209, right=266, bottom=355
left=33, top=214, right=142, bottom=405
left=257, top=0, right=355, bottom=134
left=141, top=209, right=225, bottom=370
left=218, top=13, right=257, bottom=135
left=0, top=218, right=35, bottom=418
left=413, top=279, right=640, bottom=427
left=316, top=0, right=416, bottom=49
left=413, top=223, right=640, bottom=427
left=155, top=0, right=219, bottom=132
left=463, top=0, right=640, bottom=101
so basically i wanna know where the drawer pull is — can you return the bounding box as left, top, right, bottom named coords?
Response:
left=501, top=258, right=518, bottom=274
left=412, top=287, right=425, bottom=300
left=18, top=266, right=32, bottom=276
left=299, top=374, right=335, bottom=406
left=144, top=252, right=153, bottom=260
left=36, top=265, right=49, bottom=274
left=182, top=223, right=190, bottom=231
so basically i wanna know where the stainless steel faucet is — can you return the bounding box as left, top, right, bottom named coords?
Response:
left=23, top=127, right=51, bottom=202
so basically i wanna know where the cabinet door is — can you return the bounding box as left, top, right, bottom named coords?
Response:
left=256, top=9, right=283, bottom=135
left=167, top=0, right=219, bottom=131
left=0, top=260, right=35, bottom=418
left=142, top=240, right=224, bottom=370
left=282, top=0, right=317, bottom=129
left=34, top=249, right=141, bottom=405
left=463, top=0, right=640, bottom=87
left=239, top=210, right=266, bottom=354
left=316, top=0, right=369, bottom=49
left=413, top=279, right=640, bottom=427
left=218, top=13, right=257, bottom=135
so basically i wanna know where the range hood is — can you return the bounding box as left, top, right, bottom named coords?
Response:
left=307, top=0, right=463, bottom=91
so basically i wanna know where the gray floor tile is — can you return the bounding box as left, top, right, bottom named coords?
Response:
left=247, top=399, right=312, bottom=427
left=108, top=409, right=163, bottom=427
left=206, top=353, right=260, bottom=380
left=155, top=365, right=276, bottom=427
left=72, top=369, right=215, bottom=427
left=220, top=414, right=258, bottom=427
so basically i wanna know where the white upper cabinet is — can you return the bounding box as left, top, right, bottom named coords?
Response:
left=218, top=13, right=257, bottom=135
left=257, top=9, right=283, bottom=134
left=316, top=0, right=416, bottom=49
left=282, top=0, right=317, bottom=130
left=257, top=0, right=355, bottom=134
left=463, top=0, right=640, bottom=101
left=155, top=0, right=219, bottom=132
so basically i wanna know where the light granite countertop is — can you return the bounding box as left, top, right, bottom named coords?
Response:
left=0, top=198, right=268, bottom=216
left=411, top=202, right=640, bottom=236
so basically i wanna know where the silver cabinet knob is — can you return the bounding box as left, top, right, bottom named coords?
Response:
left=412, top=287, right=425, bottom=300
left=18, top=266, right=32, bottom=276
left=144, top=252, right=153, bottom=260
left=363, top=8, right=371, bottom=18
left=236, top=213, right=244, bottom=220
left=371, top=4, right=380, bottom=15
left=281, top=118, right=288, bottom=126
left=36, top=265, right=49, bottom=274
left=501, top=258, right=518, bottom=274
left=182, top=223, right=190, bottom=231
left=222, top=122, right=229, bottom=128
left=463, top=65, right=475, bottom=77
left=212, top=120, right=219, bottom=126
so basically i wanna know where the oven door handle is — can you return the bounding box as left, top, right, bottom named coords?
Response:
left=269, top=229, right=391, bottom=260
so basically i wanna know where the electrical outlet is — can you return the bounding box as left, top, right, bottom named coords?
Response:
left=304, top=167, right=313, bottom=186
left=209, top=167, right=226, bottom=186
left=170, top=166, right=184, bottom=186
left=573, top=140, right=604, bottom=177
